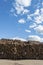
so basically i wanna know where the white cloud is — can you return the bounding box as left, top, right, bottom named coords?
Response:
left=41, top=38, right=43, bottom=42
left=16, top=0, right=31, bottom=7
left=29, top=23, right=37, bottom=28
left=10, top=8, right=17, bottom=17
left=12, top=37, right=26, bottom=41
left=15, top=5, right=24, bottom=14
left=27, top=15, right=32, bottom=20
left=34, top=9, right=40, bottom=15
left=34, top=8, right=43, bottom=24
left=28, top=35, right=43, bottom=42
left=15, top=5, right=29, bottom=14
left=18, top=19, right=26, bottom=24
left=40, top=8, right=43, bottom=14
left=25, top=29, right=31, bottom=33
left=27, top=8, right=43, bottom=24
left=34, top=15, right=43, bottom=24
left=28, top=8, right=43, bottom=35
left=34, top=25, right=43, bottom=34
left=12, top=0, right=31, bottom=15
left=23, top=9, right=29, bottom=14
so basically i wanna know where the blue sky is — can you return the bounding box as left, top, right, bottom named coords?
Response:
left=0, top=0, right=43, bottom=42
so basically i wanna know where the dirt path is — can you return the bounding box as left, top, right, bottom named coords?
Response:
left=0, top=60, right=43, bottom=65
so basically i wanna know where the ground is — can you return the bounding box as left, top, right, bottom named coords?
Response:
left=0, top=60, right=43, bottom=65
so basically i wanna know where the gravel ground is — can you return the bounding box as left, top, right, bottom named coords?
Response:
left=0, top=60, right=43, bottom=65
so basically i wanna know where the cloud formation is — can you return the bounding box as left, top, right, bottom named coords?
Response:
left=18, top=19, right=26, bottom=24
left=10, top=0, right=43, bottom=42
left=15, top=0, right=31, bottom=7
left=12, top=37, right=26, bottom=41
left=28, top=7, right=43, bottom=35
left=29, top=23, right=37, bottom=28
left=34, top=25, right=43, bottom=34
left=35, top=8, right=43, bottom=24
left=12, top=0, right=31, bottom=15
left=28, top=35, right=43, bottom=42
left=25, top=29, right=31, bottom=33
left=27, top=8, right=43, bottom=24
